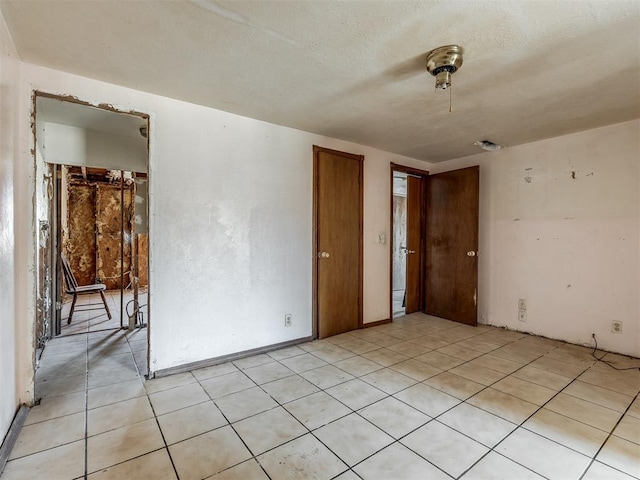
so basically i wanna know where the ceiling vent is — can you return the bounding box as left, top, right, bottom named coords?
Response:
left=474, top=140, right=503, bottom=151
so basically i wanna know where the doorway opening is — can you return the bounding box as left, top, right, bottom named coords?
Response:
left=390, top=163, right=429, bottom=320
left=57, top=166, right=148, bottom=336
left=392, top=172, right=408, bottom=317
left=34, top=94, right=150, bottom=383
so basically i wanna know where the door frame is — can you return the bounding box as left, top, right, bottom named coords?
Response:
left=389, top=163, right=429, bottom=321
left=33, top=91, right=152, bottom=377
left=312, top=145, right=364, bottom=339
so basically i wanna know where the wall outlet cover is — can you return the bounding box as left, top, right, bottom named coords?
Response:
left=518, top=310, right=526, bottom=322
left=285, top=314, right=292, bottom=327
left=611, top=320, right=622, bottom=334
left=518, top=298, right=527, bottom=311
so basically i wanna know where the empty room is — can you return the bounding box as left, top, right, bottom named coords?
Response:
left=0, top=1, right=638, bottom=480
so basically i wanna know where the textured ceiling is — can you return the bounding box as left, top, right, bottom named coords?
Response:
left=2, top=0, right=639, bottom=162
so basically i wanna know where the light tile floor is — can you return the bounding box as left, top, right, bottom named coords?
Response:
left=3, top=313, right=640, bottom=480
left=60, top=289, right=148, bottom=336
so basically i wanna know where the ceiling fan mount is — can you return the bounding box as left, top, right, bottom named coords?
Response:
left=426, top=45, right=464, bottom=90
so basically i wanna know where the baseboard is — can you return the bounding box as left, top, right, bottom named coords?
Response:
left=152, top=335, right=315, bottom=378
left=362, top=318, right=391, bottom=328
left=0, top=405, right=29, bottom=475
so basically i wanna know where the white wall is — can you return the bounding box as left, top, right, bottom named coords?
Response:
left=13, top=62, right=636, bottom=411
left=0, top=10, right=19, bottom=444
left=431, top=120, right=640, bottom=357
left=15, top=63, right=427, bottom=378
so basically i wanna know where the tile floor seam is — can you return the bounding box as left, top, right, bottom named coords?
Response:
left=193, top=369, right=278, bottom=479
left=535, top=402, right=627, bottom=435
left=83, top=447, right=168, bottom=477
left=489, top=450, right=554, bottom=480
left=409, top=346, right=591, bottom=479
left=571, top=375, right=640, bottom=398
left=328, top=469, right=362, bottom=480
left=290, top=362, right=464, bottom=478
left=210, top=355, right=394, bottom=477
left=83, top=329, right=89, bottom=480
left=577, top=389, right=640, bottom=480
left=461, top=359, right=620, bottom=480
left=385, top=343, right=545, bottom=426
left=297, top=376, right=452, bottom=476
left=377, top=436, right=458, bottom=479
left=21, top=317, right=640, bottom=480
left=121, top=329, right=181, bottom=480
left=559, top=387, right=635, bottom=412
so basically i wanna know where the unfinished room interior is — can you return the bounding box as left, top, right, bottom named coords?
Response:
left=0, top=1, right=638, bottom=479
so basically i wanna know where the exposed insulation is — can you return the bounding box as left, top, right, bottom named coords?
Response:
left=67, top=184, right=97, bottom=285
left=96, top=184, right=133, bottom=290
left=137, top=233, right=149, bottom=287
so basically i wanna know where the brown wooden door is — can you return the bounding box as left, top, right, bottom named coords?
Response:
left=314, top=146, right=363, bottom=338
left=404, top=175, right=423, bottom=313
left=425, top=166, right=479, bottom=325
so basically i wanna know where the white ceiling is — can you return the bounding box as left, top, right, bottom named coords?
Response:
left=2, top=0, right=639, bottom=162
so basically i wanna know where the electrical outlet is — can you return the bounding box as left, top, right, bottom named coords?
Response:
left=518, top=298, right=527, bottom=311
left=285, top=314, right=292, bottom=327
left=611, top=320, right=622, bottom=334
left=518, top=310, right=526, bottom=322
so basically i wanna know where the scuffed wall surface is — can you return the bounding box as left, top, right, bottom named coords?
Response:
left=430, top=120, right=640, bottom=357
left=15, top=62, right=639, bottom=384
left=0, top=8, right=19, bottom=445
left=17, top=63, right=431, bottom=374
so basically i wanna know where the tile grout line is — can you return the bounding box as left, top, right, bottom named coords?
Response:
left=342, top=334, right=550, bottom=479
left=324, top=325, right=610, bottom=478
left=122, top=329, right=182, bottom=480
left=83, top=328, right=89, bottom=480
left=455, top=354, right=621, bottom=480
left=230, top=325, right=565, bottom=479
left=32, top=318, right=637, bottom=479
left=577, top=388, right=640, bottom=480
left=126, top=325, right=639, bottom=478
left=453, top=338, right=603, bottom=477
left=193, top=367, right=275, bottom=480
left=258, top=333, right=498, bottom=479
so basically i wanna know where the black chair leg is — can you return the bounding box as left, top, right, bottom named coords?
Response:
left=68, top=294, right=77, bottom=325
left=100, top=290, right=112, bottom=319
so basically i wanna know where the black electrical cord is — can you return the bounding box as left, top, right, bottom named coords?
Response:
left=591, top=334, right=640, bottom=371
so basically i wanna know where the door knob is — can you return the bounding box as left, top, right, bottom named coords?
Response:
left=467, top=251, right=476, bottom=257
left=407, top=249, right=416, bottom=254
left=318, top=251, right=330, bottom=258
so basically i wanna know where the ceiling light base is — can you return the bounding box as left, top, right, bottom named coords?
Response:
left=426, top=45, right=464, bottom=90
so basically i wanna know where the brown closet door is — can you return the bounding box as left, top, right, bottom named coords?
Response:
left=314, top=146, right=363, bottom=338
left=425, top=166, right=479, bottom=325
